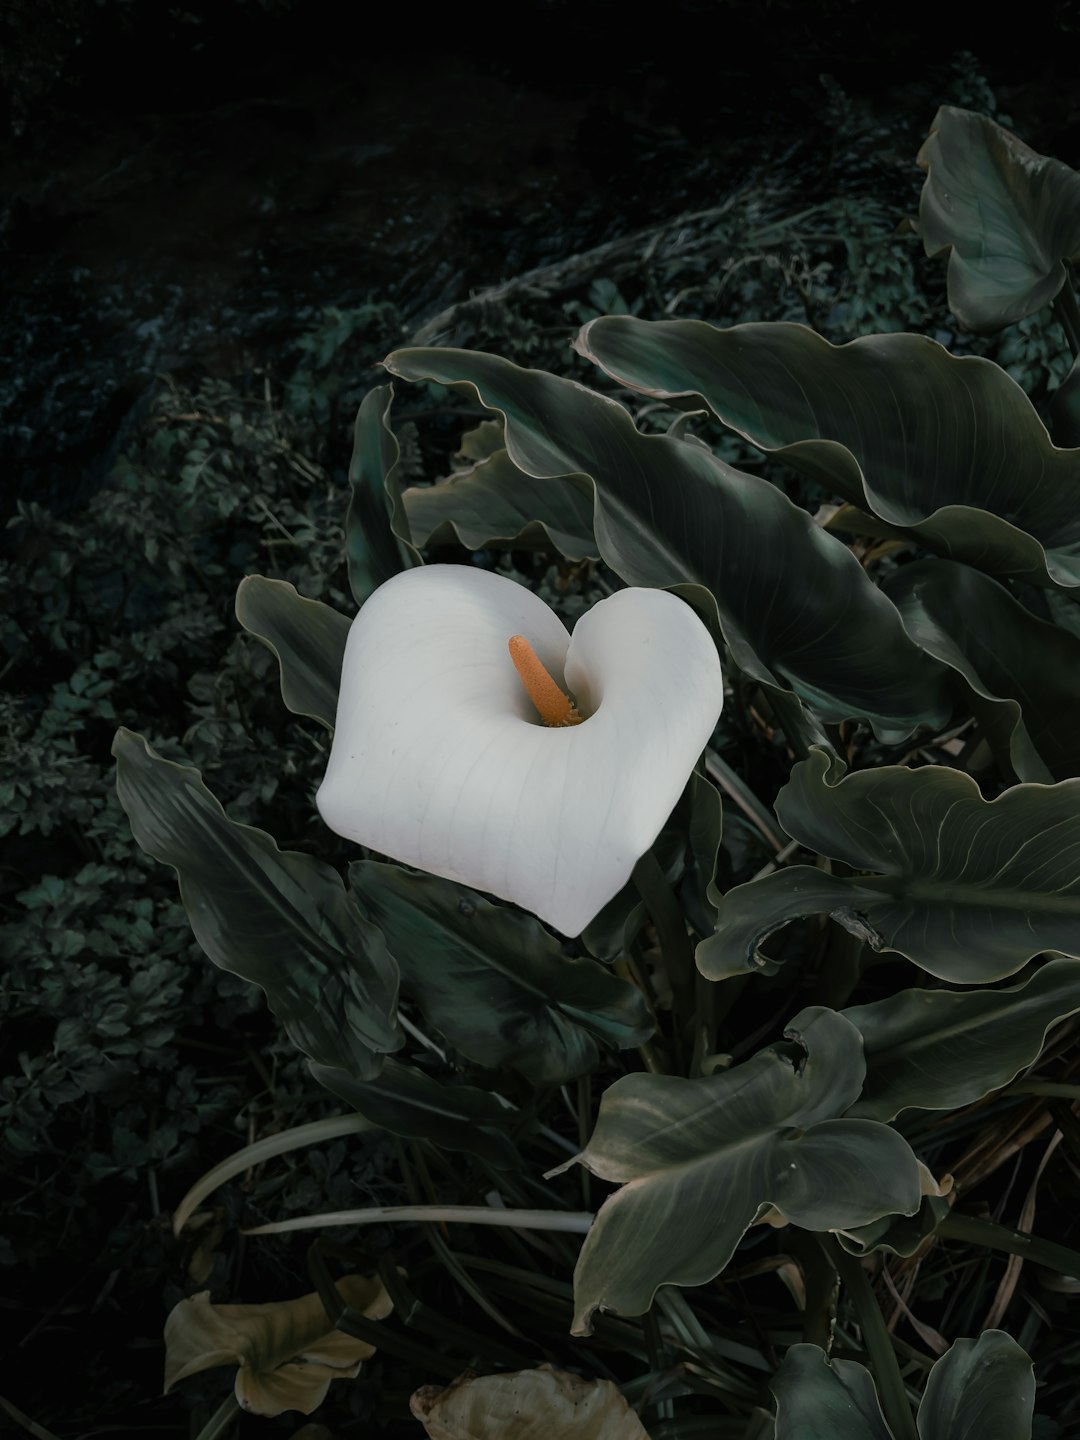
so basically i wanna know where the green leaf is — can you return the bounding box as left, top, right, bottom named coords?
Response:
left=112, top=728, right=400, bottom=1080
left=403, top=448, right=598, bottom=559
left=699, top=749, right=1080, bottom=985
left=836, top=1194, right=952, bottom=1260
left=844, top=958, right=1080, bottom=1122
left=574, top=316, right=1080, bottom=591
left=916, top=1331, right=1034, bottom=1440
left=771, top=1344, right=894, bottom=1440
left=310, top=1058, right=518, bottom=1168
left=563, top=1007, right=922, bottom=1334
left=885, top=559, right=1080, bottom=782
left=235, top=575, right=350, bottom=730
left=916, top=105, right=1080, bottom=333
left=349, top=861, right=654, bottom=1085
left=384, top=347, right=950, bottom=742
left=345, top=384, right=420, bottom=607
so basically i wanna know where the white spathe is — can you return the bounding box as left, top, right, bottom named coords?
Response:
left=317, top=565, right=724, bottom=937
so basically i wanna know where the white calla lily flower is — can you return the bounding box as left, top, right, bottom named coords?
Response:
left=317, top=565, right=723, bottom=936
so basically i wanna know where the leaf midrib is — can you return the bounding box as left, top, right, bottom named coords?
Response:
left=856, top=875, right=1080, bottom=914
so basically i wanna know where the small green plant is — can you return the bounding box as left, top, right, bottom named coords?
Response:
left=285, top=301, right=404, bottom=441
left=7, top=84, right=1080, bottom=1440
left=108, top=103, right=1080, bottom=1439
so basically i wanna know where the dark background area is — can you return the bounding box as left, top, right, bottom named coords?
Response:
left=3, top=0, right=1080, bottom=523
left=4, top=2, right=1080, bottom=1436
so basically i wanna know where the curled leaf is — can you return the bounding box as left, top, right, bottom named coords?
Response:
left=885, top=559, right=1080, bottom=782
left=164, top=1276, right=392, bottom=1417
left=771, top=1344, right=892, bottom=1440
left=345, top=383, right=420, bottom=606
left=575, top=315, right=1080, bottom=591
left=235, top=575, right=350, bottom=730
left=916, top=1330, right=1035, bottom=1440
left=112, top=728, right=401, bottom=1078
left=403, top=448, right=597, bottom=559
left=845, top=958, right=1080, bottom=1121
left=384, top=345, right=950, bottom=743
left=700, top=748, right=1080, bottom=984
left=563, top=1008, right=922, bottom=1333
left=916, top=105, right=1080, bottom=333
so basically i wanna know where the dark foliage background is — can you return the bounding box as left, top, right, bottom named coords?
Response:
left=3, top=2, right=1080, bottom=1435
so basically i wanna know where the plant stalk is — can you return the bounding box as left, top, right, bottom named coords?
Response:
left=939, top=1211, right=1080, bottom=1277
left=1053, top=279, right=1080, bottom=360
left=1005, top=1080, right=1080, bottom=1100
left=632, top=849, right=697, bottom=1038
left=788, top=1227, right=839, bottom=1349
left=821, top=1236, right=918, bottom=1440
left=191, top=1393, right=241, bottom=1440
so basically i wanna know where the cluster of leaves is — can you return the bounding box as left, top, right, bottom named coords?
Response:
left=0, top=371, right=415, bottom=1420
left=401, top=66, right=1070, bottom=431
left=103, top=97, right=1080, bottom=1440
left=0, top=290, right=604, bottom=1431
left=285, top=301, right=405, bottom=442
left=9, top=65, right=1080, bottom=1440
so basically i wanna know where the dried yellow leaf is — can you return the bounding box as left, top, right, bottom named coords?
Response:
left=164, top=1274, right=391, bottom=1417
left=410, top=1365, right=651, bottom=1440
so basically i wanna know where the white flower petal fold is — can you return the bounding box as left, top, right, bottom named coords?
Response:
left=317, top=565, right=724, bottom=936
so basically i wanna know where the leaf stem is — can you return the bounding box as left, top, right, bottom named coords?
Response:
left=1004, top=1079, right=1080, bottom=1100
left=788, top=1227, right=839, bottom=1349
left=939, top=1211, right=1080, bottom=1277
left=821, top=1236, right=918, bottom=1440
left=243, top=1203, right=595, bottom=1236
left=172, top=1112, right=380, bottom=1236
left=704, top=748, right=787, bottom=855
left=616, top=946, right=673, bottom=1073
left=632, top=849, right=697, bottom=1038
left=689, top=966, right=721, bottom=1076
left=577, top=1073, right=593, bottom=1209
left=0, top=1393, right=63, bottom=1440
left=1053, top=279, right=1080, bottom=361
left=191, top=1393, right=241, bottom=1440
left=809, top=922, right=865, bottom=1011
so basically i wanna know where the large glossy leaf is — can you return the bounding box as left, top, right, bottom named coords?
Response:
left=112, top=729, right=400, bottom=1079
left=345, top=384, right=420, bottom=607
left=699, top=748, right=1080, bottom=984
left=916, top=1331, right=1034, bottom=1440
left=885, top=559, right=1080, bottom=783
left=916, top=106, right=1080, bottom=333
left=771, top=1345, right=893, bottom=1440
left=575, top=316, right=1080, bottom=590
left=235, top=575, right=350, bottom=730
left=384, top=347, right=950, bottom=743
left=562, top=1008, right=922, bottom=1334
left=349, top=861, right=654, bottom=1085
left=844, top=958, right=1080, bottom=1122
left=403, top=448, right=598, bottom=559
left=310, top=1058, right=518, bottom=1169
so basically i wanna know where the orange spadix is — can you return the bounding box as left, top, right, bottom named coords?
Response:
left=508, top=635, right=583, bottom=727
